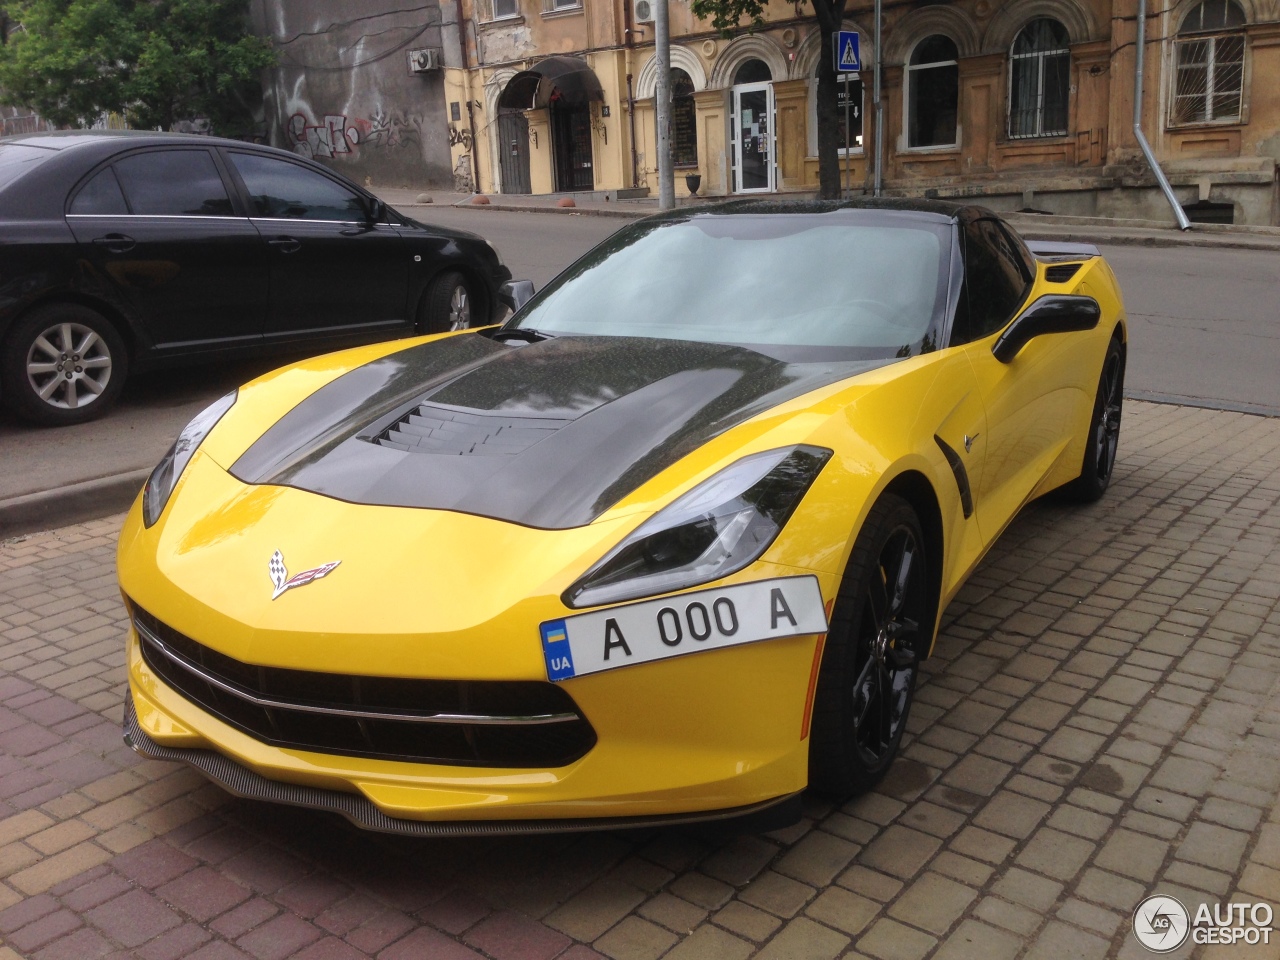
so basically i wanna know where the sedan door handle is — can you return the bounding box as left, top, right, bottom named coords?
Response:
left=267, top=237, right=301, bottom=254
left=91, top=234, right=136, bottom=253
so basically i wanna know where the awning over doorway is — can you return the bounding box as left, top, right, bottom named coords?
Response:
left=497, top=56, right=605, bottom=110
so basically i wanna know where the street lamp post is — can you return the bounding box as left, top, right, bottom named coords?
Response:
left=654, top=0, right=675, bottom=210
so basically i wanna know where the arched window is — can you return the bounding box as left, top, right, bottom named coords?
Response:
left=1172, top=0, right=1246, bottom=124
left=670, top=69, right=698, bottom=167
left=734, top=59, right=772, bottom=85
left=907, top=35, right=959, bottom=148
left=1008, top=18, right=1070, bottom=138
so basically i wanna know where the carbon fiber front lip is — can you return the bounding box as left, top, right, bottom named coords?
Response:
left=122, top=697, right=799, bottom=837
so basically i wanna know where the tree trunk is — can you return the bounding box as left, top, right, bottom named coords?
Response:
left=811, top=0, right=847, bottom=200
left=814, top=20, right=842, bottom=199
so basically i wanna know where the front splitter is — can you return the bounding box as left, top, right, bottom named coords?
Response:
left=122, top=698, right=801, bottom=837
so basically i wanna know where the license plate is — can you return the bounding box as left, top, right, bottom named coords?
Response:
left=539, top=575, right=827, bottom=682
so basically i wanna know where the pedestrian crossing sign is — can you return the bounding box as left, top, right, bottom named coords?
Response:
left=835, top=31, right=861, bottom=72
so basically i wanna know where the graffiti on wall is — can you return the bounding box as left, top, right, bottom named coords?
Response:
left=287, top=109, right=424, bottom=160
left=448, top=126, right=473, bottom=150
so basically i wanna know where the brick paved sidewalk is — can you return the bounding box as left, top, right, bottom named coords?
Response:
left=2, top=400, right=1280, bottom=960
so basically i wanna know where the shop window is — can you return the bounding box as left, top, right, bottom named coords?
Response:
left=1172, top=0, right=1246, bottom=125
left=670, top=69, right=698, bottom=167
left=907, top=35, right=959, bottom=149
left=1008, top=18, right=1070, bottom=138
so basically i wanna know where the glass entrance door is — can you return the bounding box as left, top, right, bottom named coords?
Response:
left=551, top=100, right=593, bottom=192
left=732, top=83, right=775, bottom=193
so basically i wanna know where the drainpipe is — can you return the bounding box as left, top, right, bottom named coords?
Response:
left=1134, top=0, right=1191, bottom=229
left=624, top=0, right=640, bottom=189
left=627, top=74, right=640, bottom=188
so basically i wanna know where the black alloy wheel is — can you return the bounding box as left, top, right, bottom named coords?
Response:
left=1060, top=336, right=1124, bottom=503
left=809, top=493, right=930, bottom=799
left=1, top=304, right=129, bottom=426
left=420, top=271, right=475, bottom=334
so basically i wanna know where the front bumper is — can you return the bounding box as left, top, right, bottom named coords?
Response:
left=122, top=697, right=800, bottom=836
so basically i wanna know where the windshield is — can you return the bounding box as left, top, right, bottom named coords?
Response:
left=0, top=143, right=55, bottom=191
left=508, top=209, right=951, bottom=360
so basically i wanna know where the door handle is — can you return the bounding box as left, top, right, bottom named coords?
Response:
left=91, top=234, right=136, bottom=253
left=268, top=237, right=301, bottom=254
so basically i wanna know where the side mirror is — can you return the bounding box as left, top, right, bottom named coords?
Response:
left=499, top=279, right=536, bottom=314
left=365, top=198, right=385, bottom=223
left=992, top=295, right=1101, bottom=363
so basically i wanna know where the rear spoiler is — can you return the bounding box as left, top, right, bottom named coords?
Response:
left=1025, top=240, right=1100, bottom=261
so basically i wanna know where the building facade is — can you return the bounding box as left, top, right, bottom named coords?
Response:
left=439, top=0, right=1280, bottom=224
left=251, top=0, right=456, bottom=188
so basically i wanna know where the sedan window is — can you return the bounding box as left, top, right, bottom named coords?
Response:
left=69, top=167, right=129, bottom=216
left=113, top=150, right=235, bottom=217
left=229, top=152, right=367, bottom=222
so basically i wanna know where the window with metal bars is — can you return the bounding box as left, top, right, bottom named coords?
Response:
left=1008, top=18, right=1070, bottom=139
left=1171, top=0, right=1246, bottom=125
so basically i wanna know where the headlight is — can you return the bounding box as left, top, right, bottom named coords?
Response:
left=564, top=445, right=832, bottom=609
left=142, top=390, right=237, bottom=527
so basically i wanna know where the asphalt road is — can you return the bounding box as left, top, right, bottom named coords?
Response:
left=0, top=208, right=1276, bottom=504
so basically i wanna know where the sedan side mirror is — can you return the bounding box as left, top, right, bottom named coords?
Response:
left=365, top=198, right=385, bottom=223
left=992, top=294, right=1101, bottom=363
left=499, top=279, right=536, bottom=314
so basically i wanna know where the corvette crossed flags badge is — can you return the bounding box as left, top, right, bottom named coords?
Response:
left=269, top=550, right=341, bottom=600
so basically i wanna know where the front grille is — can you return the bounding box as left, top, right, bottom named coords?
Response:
left=373, top=401, right=571, bottom=456
left=129, top=603, right=596, bottom=768
left=1044, top=262, right=1083, bottom=284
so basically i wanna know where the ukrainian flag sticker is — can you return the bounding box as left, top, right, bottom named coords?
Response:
left=540, top=619, right=576, bottom=681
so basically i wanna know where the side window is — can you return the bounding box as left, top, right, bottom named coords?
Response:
left=69, top=167, right=129, bottom=215
left=113, top=150, right=234, bottom=216
left=229, top=153, right=367, bottom=222
left=954, top=219, right=1031, bottom=344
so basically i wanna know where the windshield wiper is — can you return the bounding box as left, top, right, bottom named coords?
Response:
left=489, top=328, right=556, bottom=343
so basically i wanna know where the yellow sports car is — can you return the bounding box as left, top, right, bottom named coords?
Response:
left=118, top=199, right=1126, bottom=835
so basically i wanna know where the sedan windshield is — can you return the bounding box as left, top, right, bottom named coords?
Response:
left=508, top=209, right=951, bottom=360
left=0, top=143, right=55, bottom=191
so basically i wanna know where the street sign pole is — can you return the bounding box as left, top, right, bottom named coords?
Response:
left=834, top=31, right=861, bottom=200
left=843, top=79, right=850, bottom=199
left=873, top=0, right=883, bottom=196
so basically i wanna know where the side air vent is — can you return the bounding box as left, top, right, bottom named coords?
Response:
left=934, top=435, right=974, bottom=519
left=374, top=402, right=572, bottom=456
left=1045, top=262, right=1083, bottom=284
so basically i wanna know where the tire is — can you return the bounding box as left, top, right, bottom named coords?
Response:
left=1058, top=336, right=1124, bottom=503
left=419, top=271, right=475, bottom=334
left=809, top=493, right=931, bottom=800
left=1, top=304, right=128, bottom=426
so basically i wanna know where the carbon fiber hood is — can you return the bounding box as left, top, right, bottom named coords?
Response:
left=231, top=333, right=883, bottom=529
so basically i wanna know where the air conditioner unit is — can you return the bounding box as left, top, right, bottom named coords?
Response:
left=407, top=48, right=442, bottom=73
left=633, top=0, right=655, bottom=24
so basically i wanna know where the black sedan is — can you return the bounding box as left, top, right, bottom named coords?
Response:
left=0, top=131, right=512, bottom=425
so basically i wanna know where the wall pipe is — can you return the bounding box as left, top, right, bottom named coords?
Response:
left=1134, top=0, right=1191, bottom=229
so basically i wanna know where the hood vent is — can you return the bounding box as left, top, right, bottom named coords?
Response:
left=1044, top=262, right=1083, bottom=284
left=374, top=401, right=572, bottom=456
